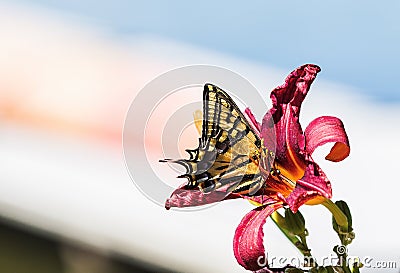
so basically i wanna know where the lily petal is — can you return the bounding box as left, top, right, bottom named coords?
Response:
left=165, top=185, right=241, bottom=209
left=285, top=157, right=332, bottom=212
left=270, top=64, right=321, bottom=118
left=265, top=64, right=321, bottom=182
left=269, top=105, right=306, bottom=182
left=233, top=203, right=283, bottom=271
left=245, top=107, right=261, bottom=134
left=305, top=116, right=350, bottom=162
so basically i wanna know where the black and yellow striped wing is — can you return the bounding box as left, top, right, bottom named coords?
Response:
left=161, top=83, right=265, bottom=196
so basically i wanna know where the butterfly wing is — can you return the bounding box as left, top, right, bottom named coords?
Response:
left=161, top=83, right=268, bottom=196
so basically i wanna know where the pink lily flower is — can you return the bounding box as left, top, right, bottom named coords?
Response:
left=236, top=64, right=350, bottom=271
left=165, top=64, right=350, bottom=271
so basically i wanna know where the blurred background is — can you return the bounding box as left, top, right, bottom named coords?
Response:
left=0, top=1, right=399, bottom=272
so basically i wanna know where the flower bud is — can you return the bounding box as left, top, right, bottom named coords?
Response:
left=332, top=200, right=353, bottom=233
left=284, top=208, right=306, bottom=236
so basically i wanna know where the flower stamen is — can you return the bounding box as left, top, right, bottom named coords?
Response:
left=270, top=167, right=297, bottom=188
left=278, top=172, right=297, bottom=188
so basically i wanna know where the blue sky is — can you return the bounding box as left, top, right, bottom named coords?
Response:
left=11, top=0, right=400, bottom=101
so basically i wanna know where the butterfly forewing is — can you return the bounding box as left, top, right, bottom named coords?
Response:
left=162, top=83, right=266, bottom=197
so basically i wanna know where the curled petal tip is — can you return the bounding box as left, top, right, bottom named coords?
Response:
left=270, top=64, right=321, bottom=109
left=303, top=63, right=321, bottom=73
left=325, top=142, right=350, bottom=162
left=305, top=116, right=350, bottom=162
